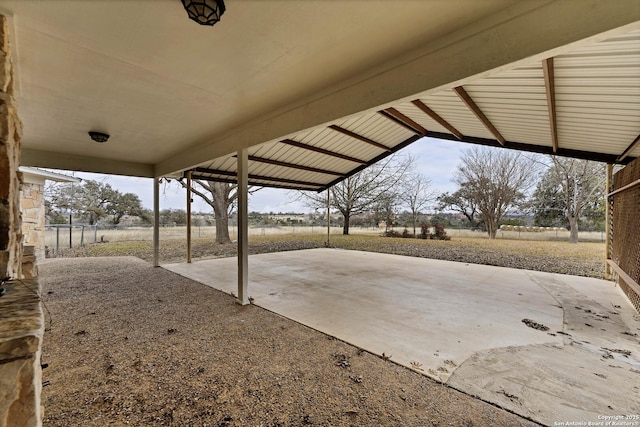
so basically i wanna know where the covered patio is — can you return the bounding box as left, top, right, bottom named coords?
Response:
left=0, top=1, right=639, bottom=425
left=164, top=248, right=640, bottom=426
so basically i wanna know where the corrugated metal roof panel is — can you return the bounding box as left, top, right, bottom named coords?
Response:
left=189, top=26, right=640, bottom=190
left=419, top=92, right=496, bottom=140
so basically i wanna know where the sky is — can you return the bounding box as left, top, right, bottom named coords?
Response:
left=56, top=136, right=469, bottom=214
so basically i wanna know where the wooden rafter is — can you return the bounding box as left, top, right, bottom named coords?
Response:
left=453, top=86, right=505, bottom=145
left=321, top=134, right=422, bottom=191
left=328, top=125, right=390, bottom=151
left=193, top=167, right=323, bottom=189
left=234, top=154, right=345, bottom=177
left=542, top=57, right=559, bottom=153
left=411, top=99, right=463, bottom=140
left=378, top=110, right=415, bottom=133
left=617, top=134, right=640, bottom=162
left=280, top=139, right=367, bottom=164
left=380, top=108, right=427, bottom=135
left=191, top=174, right=319, bottom=191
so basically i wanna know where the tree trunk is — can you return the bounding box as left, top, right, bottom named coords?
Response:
left=212, top=194, right=231, bottom=244
left=342, top=213, right=350, bottom=235
left=486, top=220, right=497, bottom=239
left=568, top=215, right=579, bottom=244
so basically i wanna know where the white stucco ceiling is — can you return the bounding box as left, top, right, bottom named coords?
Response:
left=2, top=0, right=639, bottom=182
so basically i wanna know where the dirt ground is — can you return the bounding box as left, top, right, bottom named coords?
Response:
left=39, top=257, right=538, bottom=427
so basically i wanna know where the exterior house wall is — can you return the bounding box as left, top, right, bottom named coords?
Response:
left=20, top=177, right=46, bottom=263
left=0, top=14, right=44, bottom=427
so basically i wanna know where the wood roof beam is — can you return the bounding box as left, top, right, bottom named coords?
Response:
left=319, top=134, right=422, bottom=192
left=542, top=57, right=559, bottom=153
left=193, top=167, right=324, bottom=189
left=191, top=174, right=320, bottom=191
left=453, top=86, right=505, bottom=145
left=617, top=134, right=640, bottom=162
left=232, top=154, right=345, bottom=177
left=328, top=125, right=390, bottom=151
left=280, top=139, right=367, bottom=164
left=378, top=108, right=427, bottom=135
left=411, top=99, right=463, bottom=140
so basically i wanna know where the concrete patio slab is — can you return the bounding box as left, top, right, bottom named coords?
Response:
left=163, top=248, right=640, bottom=426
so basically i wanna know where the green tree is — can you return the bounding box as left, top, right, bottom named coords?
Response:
left=159, top=209, right=187, bottom=226
left=46, top=179, right=145, bottom=225
left=437, top=188, right=483, bottom=230
left=107, top=192, right=144, bottom=225
left=530, top=169, right=569, bottom=228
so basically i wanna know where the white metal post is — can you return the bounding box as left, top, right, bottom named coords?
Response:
left=153, top=177, right=160, bottom=267
left=237, top=149, right=249, bottom=305
left=186, top=171, right=192, bottom=264
left=326, top=189, right=330, bottom=247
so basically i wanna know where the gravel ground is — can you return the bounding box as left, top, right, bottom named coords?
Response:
left=40, top=257, right=538, bottom=427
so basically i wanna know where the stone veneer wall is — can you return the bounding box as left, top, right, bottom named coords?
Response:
left=0, top=14, right=44, bottom=427
left=0, top=14, right=22, bottom=279
left=20, top=181, right=45, bottom=263
left=0, top=278, right=43, bottom=427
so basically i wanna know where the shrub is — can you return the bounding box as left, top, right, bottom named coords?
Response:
left=431, top=222, right=451, bottom=240
left=419, top=223, right=430, bottom=239
left=416, top=221, right=450, bottom=240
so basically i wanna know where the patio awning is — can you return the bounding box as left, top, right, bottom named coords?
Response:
left=192, top=27, right=640, bottom=191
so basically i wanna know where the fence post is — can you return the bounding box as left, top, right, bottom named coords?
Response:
left=94, top=225, right=98, bottom=243
left=56, top=226, right=60, bottom=256
left=80, top=226, right=85, bottom=247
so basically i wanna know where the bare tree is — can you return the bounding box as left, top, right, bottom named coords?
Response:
left=402, top=173, right=435, bottom=236
left=177, top=180, right=238, bottom=244
left=455, top=146, right=538, bottom=239
left=547, top=157, right=605, bottom=243
left=298, top=154, right=413, bottom=234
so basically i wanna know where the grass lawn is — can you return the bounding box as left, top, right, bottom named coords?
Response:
left=57, top=233, right=606, bottom=279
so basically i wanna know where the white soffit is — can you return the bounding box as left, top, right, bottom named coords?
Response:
left=3, top=1, right=639, bottom=184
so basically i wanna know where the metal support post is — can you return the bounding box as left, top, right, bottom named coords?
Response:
left=186, top=171, right=192, bottom=264
left=153, top=177, right=160, bottom=267
left=237, top=149, right=249, bottom=305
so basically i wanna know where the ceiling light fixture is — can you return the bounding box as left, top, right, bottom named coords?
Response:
left=181, top=0, right=226, bottom=26
left=88, top=131, right=110, bottom=143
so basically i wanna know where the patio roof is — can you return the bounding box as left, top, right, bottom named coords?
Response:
left=194, top=27, right=640, bottom=191
left=3, top=1, right=639, bottom=186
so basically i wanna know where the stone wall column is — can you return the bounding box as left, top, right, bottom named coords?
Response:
left=0, top=14, right=22, bottom=279
left=0, top=13, right=42, bottom=427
